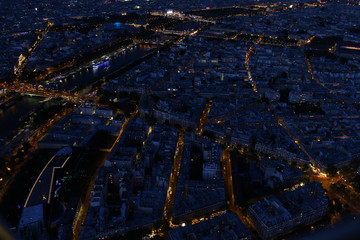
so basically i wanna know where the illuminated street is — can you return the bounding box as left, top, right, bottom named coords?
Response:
left=195, top=99, right=212, bottom=136
left=162, top=130, right=185, bottom=222
left=73, top=106, right=138, bottom=239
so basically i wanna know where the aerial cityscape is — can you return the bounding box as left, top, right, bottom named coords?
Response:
left=1, top=0, right=360, bottom=239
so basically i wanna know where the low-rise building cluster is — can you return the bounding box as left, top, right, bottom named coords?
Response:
left=248, top=182, right=328, bottom=239
left=168, top=211, right=251, bottom=240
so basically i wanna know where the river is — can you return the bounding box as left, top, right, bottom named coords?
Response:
left=0, top=43, right=151, bottom=144
left=0, top=96, right=53, bottom=143
left=44, top=44, right=151, bottom=91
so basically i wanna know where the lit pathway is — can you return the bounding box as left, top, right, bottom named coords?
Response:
left=162, top=130, right=185, bottom=222
left=195, top=99, right=213, bottom=136
left=14, top=22, right=53, bottom=79
left=73, top=105, right=139, bottom=239
left=220, top=146, right=253, bottom=229
left=221, top=146, right=235, bottom=207
left=245, top=33, right=264, bottom=94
